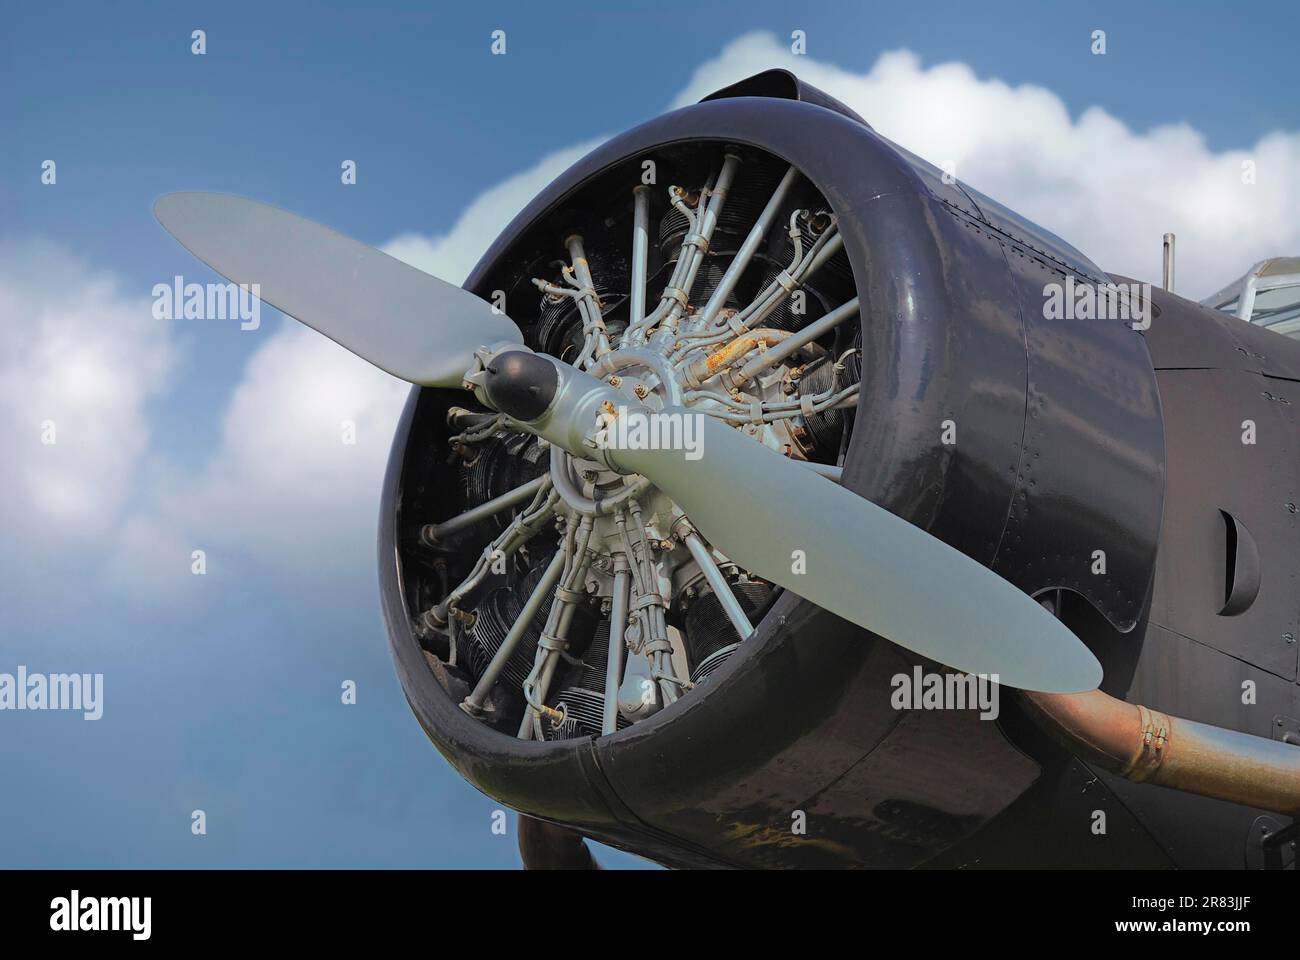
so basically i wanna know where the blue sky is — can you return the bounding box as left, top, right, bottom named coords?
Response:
left=1, top=0, right=1296, bottom=868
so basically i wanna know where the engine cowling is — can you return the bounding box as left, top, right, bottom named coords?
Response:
left=379, top=73, right=1166, bottom=867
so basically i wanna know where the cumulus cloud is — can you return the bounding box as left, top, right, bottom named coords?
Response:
left=673, top=32, right=1298, bottom=298
left=0, top=239, right=176, bottom=546
left=109, top=319, right=410, bottom=594
left=382, top=137, right=607, bottom=283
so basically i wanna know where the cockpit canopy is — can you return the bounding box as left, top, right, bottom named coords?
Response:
left=1202, top=256, right=1300, bottom=338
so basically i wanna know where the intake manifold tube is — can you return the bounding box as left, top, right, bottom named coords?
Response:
left=681, top=328, right=791, bottom=388
left=1023, top=688, right=1300, bottom=816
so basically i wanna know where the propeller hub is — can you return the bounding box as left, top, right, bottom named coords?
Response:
left=481, top=350, right=559, bottom=421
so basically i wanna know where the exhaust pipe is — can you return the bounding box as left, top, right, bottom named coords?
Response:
left=517, top=815, right=600, bottom=870
left=1024, top=688, right=1300, bottom=816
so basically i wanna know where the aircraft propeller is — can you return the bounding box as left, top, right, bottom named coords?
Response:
left=155, top=191, right=1103, bottom=695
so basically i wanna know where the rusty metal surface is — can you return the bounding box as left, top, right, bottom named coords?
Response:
left=1026, top=686, right=1300, bottom=816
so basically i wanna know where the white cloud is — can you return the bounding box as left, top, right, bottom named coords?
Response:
left=0, top=239, right=176, bottom=546
left=673, top=32, right=1299, bottom=298
left=122, top=319, right=411, bottom=584
left=381, top=137, right=607, bottom=283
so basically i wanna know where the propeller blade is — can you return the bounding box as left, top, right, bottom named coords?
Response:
left=612, top=410, right=1102, bottom=693
left=154, top=192, right=521, bottom=387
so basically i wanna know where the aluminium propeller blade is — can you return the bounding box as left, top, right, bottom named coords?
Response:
left=610, top=409, right=1103, bottom=694
left=151, top=183, right=1099, bottom=693
left=479, top=353, right=1102, bottom=693
left=154, top=192, right=522, bottom=387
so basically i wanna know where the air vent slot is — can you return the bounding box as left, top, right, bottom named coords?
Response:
left=1219, top=509, right=1261, bottom=616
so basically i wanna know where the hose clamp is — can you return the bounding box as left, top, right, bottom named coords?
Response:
left=538, top=632, right=568, bottom=653
left=554, top=586, right=586, bottom=605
